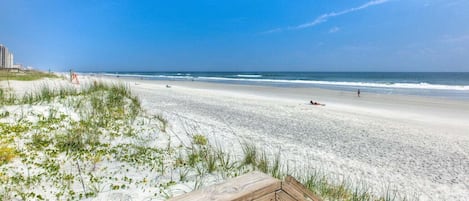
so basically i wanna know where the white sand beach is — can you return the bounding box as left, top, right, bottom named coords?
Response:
left=2, top=76, right=469, bottom=200
left=124, top=78, right=469, bottom=200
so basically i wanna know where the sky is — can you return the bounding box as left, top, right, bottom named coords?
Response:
left=1, top=0, right=469, bottom=72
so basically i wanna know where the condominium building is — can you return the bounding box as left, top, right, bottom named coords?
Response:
left=0, top=44, right=14, bottom=68
left=0, top=45, right=4, bottom=68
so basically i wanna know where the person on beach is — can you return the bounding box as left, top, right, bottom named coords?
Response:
left=310, top=100, right=323, bottom=106
left=71, top=72, right=79, bottom=84
left=357, top=89, right=361, bottom=97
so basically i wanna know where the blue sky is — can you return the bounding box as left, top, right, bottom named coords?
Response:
left=1, top=0, right=469, bottom=72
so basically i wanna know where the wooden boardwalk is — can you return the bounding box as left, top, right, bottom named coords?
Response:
left=168, top=171, right=322, bottom=201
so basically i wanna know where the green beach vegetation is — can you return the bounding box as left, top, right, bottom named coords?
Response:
left=0, top=80, right=411, bottom=201
left=0, top=70, right=58, bottom=81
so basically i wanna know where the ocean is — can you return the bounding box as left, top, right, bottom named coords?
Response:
left=97, top=72, right=469, bottom=100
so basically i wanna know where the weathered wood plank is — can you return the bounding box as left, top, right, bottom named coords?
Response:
left=282, top=176, right=322, bottom=201
left=282, top=182, right=308, bottom=201
left=168, top=171, right=281, bottom=201
left=276, top=190, right=297, bottom=201
left=253, top=192, right=276, bottom=201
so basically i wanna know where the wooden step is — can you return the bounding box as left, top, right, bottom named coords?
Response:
left=168, top=171, right=322, bottom=201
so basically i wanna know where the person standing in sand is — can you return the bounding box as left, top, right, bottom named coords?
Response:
left=357, top=89, right=361, bottom=97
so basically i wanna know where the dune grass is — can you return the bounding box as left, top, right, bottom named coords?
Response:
left=177, top=136, right=413, bottom=201
left=0, top=70, right=58, bottom=81
left=0, top=81, right=149, bottom=200
left=253, top=143, right=408, bottom=200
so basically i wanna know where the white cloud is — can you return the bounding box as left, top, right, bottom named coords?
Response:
left=329, top=27, right=340, bottom=33
left=294, top=0, right=389, bottom=30
left=264, top=0, right=390, bottom=33
left=260, top=28, right=283, bottom=35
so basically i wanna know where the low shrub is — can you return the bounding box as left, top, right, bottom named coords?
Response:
left=0, top=146, right=16, bottom=165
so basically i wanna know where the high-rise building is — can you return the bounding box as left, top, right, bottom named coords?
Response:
left=10, top=54, right=14, bottom=68
left=0, top=44, right=14, bottom=68
left=5, top=49, right=11, bottom=68
left=0, top=45, right=5, bottom=68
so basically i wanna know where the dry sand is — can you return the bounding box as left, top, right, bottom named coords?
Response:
left=3, top=76, right=469, bottom=200
left=123, top=78, right=469, bottom=200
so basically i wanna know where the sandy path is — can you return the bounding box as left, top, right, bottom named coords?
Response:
left=123, top=79, right=469, bottom=201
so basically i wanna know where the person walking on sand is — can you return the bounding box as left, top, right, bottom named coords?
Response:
left=357, top=89, right=361, bottom=97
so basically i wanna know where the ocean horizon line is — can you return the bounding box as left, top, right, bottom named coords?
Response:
left=79, top=70, right=469, bottom=73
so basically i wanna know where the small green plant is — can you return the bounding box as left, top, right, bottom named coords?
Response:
left=1, top=122, right=30, bottom=134
left=241, top=142, right=257, bottom=166
left=193, top=134, right=207, bottom=146
left=0, top=111, right=9, bottom=118
left=205, top=149, right=217, bottom=173
left=179, top=167, right=190, bottom=182
left=216, top=148, right=236, bottom=172
left=55, top=131, right=85, bottom=154
left=256, top=151, right=269, bottom=173
left=188, top=153, right=200, bottom=167
left=91, top=153, right=103, bottom=171
left=39, top=85, right=55, bottom=103
left=270, top=152, right=281, bottom=179
left=31, top=133, right=50, bottom=150
left=0, top=88, right=17, bottom=105
left=156, top=115, right=168, bottom=132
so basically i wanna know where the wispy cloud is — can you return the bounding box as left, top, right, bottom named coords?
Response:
left=264, top=0, right=390, bottom=33
left=329, top=27, right=340, bottom=33
left=260, top=28, right=283, bottom=35
left=441, top=34, right=469, bottom=43
left=294, top=0, right=389, bottom=29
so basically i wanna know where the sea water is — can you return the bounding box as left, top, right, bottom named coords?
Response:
left=97, top=72, right=469, bottom=100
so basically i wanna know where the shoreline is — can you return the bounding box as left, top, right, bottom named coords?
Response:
left=89, top=72, right=469, bottom=100
left=116, top=76, right=469, bottom=135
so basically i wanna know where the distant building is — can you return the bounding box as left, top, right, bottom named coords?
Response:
left=0, top=44, right=14, bottom=69
left=0, top=45, right=5, bottom=68
left=13, top=64, right=23, bottom=69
